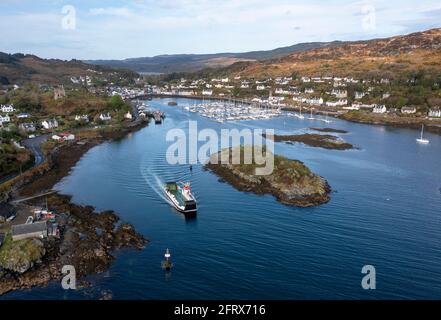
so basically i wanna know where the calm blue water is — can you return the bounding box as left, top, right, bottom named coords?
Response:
left=3, top=97, right=441, bottom=300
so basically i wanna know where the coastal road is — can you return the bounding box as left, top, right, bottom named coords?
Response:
left=22, top=134, right=49, bottom=167
left=0, top=134, right=49, bottom=186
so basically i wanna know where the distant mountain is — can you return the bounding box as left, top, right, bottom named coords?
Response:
left=220, top=28, right=441, bottom=78
left=86, top=41, right=345, bottom=74
left=0, top=52, right=137, bottom=85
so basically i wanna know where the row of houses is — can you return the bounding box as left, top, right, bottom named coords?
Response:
left=1, top=104, right=15, bottom=113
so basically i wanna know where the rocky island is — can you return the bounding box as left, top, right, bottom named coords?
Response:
left=264, top=133, right=354, bottom=150
left=310, top=127, right=348, bottom=134
left=205, top=146, right=331, bottom=207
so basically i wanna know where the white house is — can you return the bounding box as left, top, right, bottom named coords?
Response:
left=124, top=111, right=133, bottom=120
left=41, top=119, right=58, bottom=129
left=59, top=133, right=75, bottom=141
left=275, top=88, right=290, bottom=95
left=221, top=78, right=229, bottom=83
left=304, top=88, right=314, bottom=94
left=75, top=115, right=89, bottom=122
left=355, top=92, right=367, bottom=99
left=51, top=135, right=62, bottom=141
left=343, top=104, right=360, bottom=111
left=305, top=97, right=323, bottom=106
left=428, top=108, right=441, bottom=117
left=331, top=89, right=347, bottom=98
left=373, top=105, right=387, bottom=114
left=19, top=122, right=36, bottom=133
left=99, top=113, right=112, bottom=121
left=401, top=107, right=417, bottom=114
left=0, top=115, right=11, bottom=123
left=256, top=85, right=266, bottom=91
left=326, top=99, right=347, bottom=107
left=301, top=77, right=311, bottom=83
left=17, top=113, right=30, bottom=119
left=1, top=104, right=15, bottom=113
left=202, top=90, right=213, bottom=96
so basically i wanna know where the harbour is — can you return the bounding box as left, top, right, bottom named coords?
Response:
left=2, top=97, right=441, bottom=300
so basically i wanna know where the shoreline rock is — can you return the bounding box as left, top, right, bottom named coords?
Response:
left=0, top=194, right=148, bottom=296
left=310, top=127, right=348, bottom=134
left=265, top=133, right=354, bottom=150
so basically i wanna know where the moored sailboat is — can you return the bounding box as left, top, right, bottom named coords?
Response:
left=416, top=124, right=429, bottom=144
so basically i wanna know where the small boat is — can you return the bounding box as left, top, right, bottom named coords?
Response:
left=164, top=181, right=197, bottom=214
left=168, top=101, right=178, bottom=106
left=416, top=124, right=429, bottom=144
left=308, top=108, right=315, bottom=120
left=321, top=112, right=331, bottom=124
left=162, top=248, right=173, bottom=270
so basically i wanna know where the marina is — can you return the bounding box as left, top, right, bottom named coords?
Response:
left=186, top=100, right=282, bottom=122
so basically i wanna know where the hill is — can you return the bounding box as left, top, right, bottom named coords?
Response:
left=0, top=52, right=137, bottom=85
left=223, top=28, right=441, bottom=78
left=86, top=41, right=344, bottom=74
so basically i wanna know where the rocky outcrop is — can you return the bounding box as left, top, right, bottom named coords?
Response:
left=266, top=133, right=354, bottom=150
left=205, top=147, right=331, bottom=207
left=0, top=195, right=148, bottom=296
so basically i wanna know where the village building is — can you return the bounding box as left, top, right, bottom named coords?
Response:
left=0, top=114, right=11, bottom=124
left=428, top=108, right=441, bottom=118
left=16, top=113, right=30, bottom=119
left=331, top=89, right=348, bottom=98
left=12, top=221, right=48, bottom=241
left=382, top=92, right=391, bottom=99
left=124, top=111, right=133, bottom=120
left=52, top=134, right=62, bottom=141
left=59, top=133, right=75, bottom=141
left=202, top=90, right=213, bottom=96
left=343, top=104, right=360, bottom=111
left=1, top=104, right=15, bottom=113
left=75, top=114, right=89, bottom=122
left=355, top=92, right=367, bottom=99
left=99, top=113, right=112, bottom=121
left=19, top=122, right=36, bottom=133
left=401, top=106, right=417, bottom=114
left=53, top=85, right=66, bottom=100
left=256, top=85, right=266, bottom=91
left=41, top=119, right=59, bottom=129
left=373, top=105, right=387, bottom=114
left=326, top=99, right=347, bottom=107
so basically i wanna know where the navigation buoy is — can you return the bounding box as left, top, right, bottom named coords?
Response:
left=162, top=248, right=173, bottom=271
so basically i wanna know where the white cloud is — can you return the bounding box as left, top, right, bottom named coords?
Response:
left=89, top=7, right=132, bottom=17
left=0, top=0, right=440, bottom=60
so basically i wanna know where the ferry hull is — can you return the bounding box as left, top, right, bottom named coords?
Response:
left=164, top=187, right=197, bottom=215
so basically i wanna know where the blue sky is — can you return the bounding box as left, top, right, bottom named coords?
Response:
left=1, top=0, right=441, bottom=60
